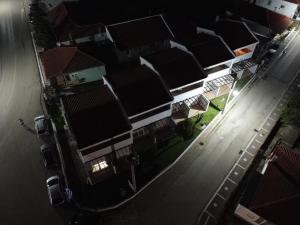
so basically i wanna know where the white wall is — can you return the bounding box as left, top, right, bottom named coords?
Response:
left=78, top=130, right=133, bottom=163
left=80, top=145, right=112, bottom=163
left=131, top=107, right=172, bottom=130
left=233, top=43, right=257, bottom=63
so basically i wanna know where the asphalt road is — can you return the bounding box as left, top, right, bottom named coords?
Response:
left=0, top=1, right=69, bottom=224
left=101, top=34, right=300, bottom=224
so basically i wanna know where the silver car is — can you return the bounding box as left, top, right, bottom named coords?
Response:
left=34, top=115, right=49, bottom=137
left=46, top=176, right=64, bottom=206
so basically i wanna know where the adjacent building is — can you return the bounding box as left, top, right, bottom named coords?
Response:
left=61, top=85, right=133, bottom=184
left=41, top=47, right=106, bottom=89
left=171, top=32, right=236, bottom=100
left=204, top=20, right=259, bottom=79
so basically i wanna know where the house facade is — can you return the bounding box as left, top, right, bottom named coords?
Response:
left=170, top=31, right=236, bottom=100
left=60, top=85, right=133, bottom=184
left=141, top=47, right=209, bottom=123
left=105, top=65, right=174, bottom=151
left=207, top=20, right=260, bottom=79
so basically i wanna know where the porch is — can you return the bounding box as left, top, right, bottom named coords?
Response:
left=232, top=59, right=258, bottom=79
left=172, top=94, right=210, bottom=123
left=203, top=74, right=235, bottom=100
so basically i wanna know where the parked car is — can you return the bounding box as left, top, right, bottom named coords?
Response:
left=34, top=115, right=49, bottom=137
left=46, top=176, right=65, bottom=206
left=40, top=144, right=57, bottom=168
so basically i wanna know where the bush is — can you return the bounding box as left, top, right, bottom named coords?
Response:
left=176, top=119, right=195, bottom=140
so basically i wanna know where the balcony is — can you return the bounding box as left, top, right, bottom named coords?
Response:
left=204, top=74, right=234, bottom=100
left=172, top=94, right=209, bottom=123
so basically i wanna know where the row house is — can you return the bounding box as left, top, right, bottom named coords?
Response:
left=106, top=15, right=174, bottom=63
left=203, top=20, right=259, bottom=79
left=141, top=47, right=209, bottom=123
left=105, top=65, right=174, bottom=151
left=171, top=32, right=236, bottom=100
left=60, top=84, right=133, bottom=185
left=41, top=47, right=106, bottom=90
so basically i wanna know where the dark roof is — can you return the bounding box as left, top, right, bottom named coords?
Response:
left=41, top=47, right=103, bottom=79
left=180, top=33, right=235, bottom=68
left=213, top=20, right=258, bottom=51
left=106, top=15, right=174, bottom=50
left=62, top=85, right=131, bottom=149
left=48, top=2, right=105, bottom=42
left=77, top=41, right=120, bottom=73
left=143, top=48, right=207, bottom=90
left=106, top=65, right=173, bottom=117
left=248, top=144, right=300, bottom=225
left=165, top=16, right=198, bottom=41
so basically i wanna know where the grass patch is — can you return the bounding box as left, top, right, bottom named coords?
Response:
left=210, top=94, right=228, bottom=110
left=200, top=105, right=220, bottom=125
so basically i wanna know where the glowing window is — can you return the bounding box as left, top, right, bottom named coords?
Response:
left=91, top=160, right=108, bottom=173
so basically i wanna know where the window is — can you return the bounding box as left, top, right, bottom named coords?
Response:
left=91, top=158, right=108, bottom=173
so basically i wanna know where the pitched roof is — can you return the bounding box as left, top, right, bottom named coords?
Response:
left=106, top=15, right=174, bottom=50
left=106, top=65, right=173, bottom=117
left=41, top=47, right=104, bottom=79
left=62, top=85, right=131, bottom=149
left=180, top=33, right=235, bottom=69
left=249, top=144, right=300, bottom=225
left=142, top=48, right=207, bottom=90
left=213, top=20, right=259, bottom=51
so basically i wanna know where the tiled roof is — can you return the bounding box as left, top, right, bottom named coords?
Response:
left=213, top=20, right=259, bottom=51
left=106, top=65, right=173, bottom=117
left=249, top=144, right=300, bottom=225
left=142, top=48, right=207, bottom=90
left=106, top=15, right=174, bottom=50
left=181, top=33, right=235, bottom=69
left=41, top=47, right=104, bottom=79
left=62, top=85, right=131, bottom=149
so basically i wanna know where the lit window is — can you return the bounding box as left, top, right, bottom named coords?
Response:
left=91, top=159, right=108, bottom=173
left=99, top=160, right=108, bottom=169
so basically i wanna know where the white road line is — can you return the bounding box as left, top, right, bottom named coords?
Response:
left=237, top=164, right=247, bottom=170
left=245, top=151, right=254, bottom=156
left=203, top=215, right=210, bottom=225
left=255, top=139, right=263, bottom=144
left=217, top=194, right=225, bottom=200
left=227, top=178, right=237, bottom=185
